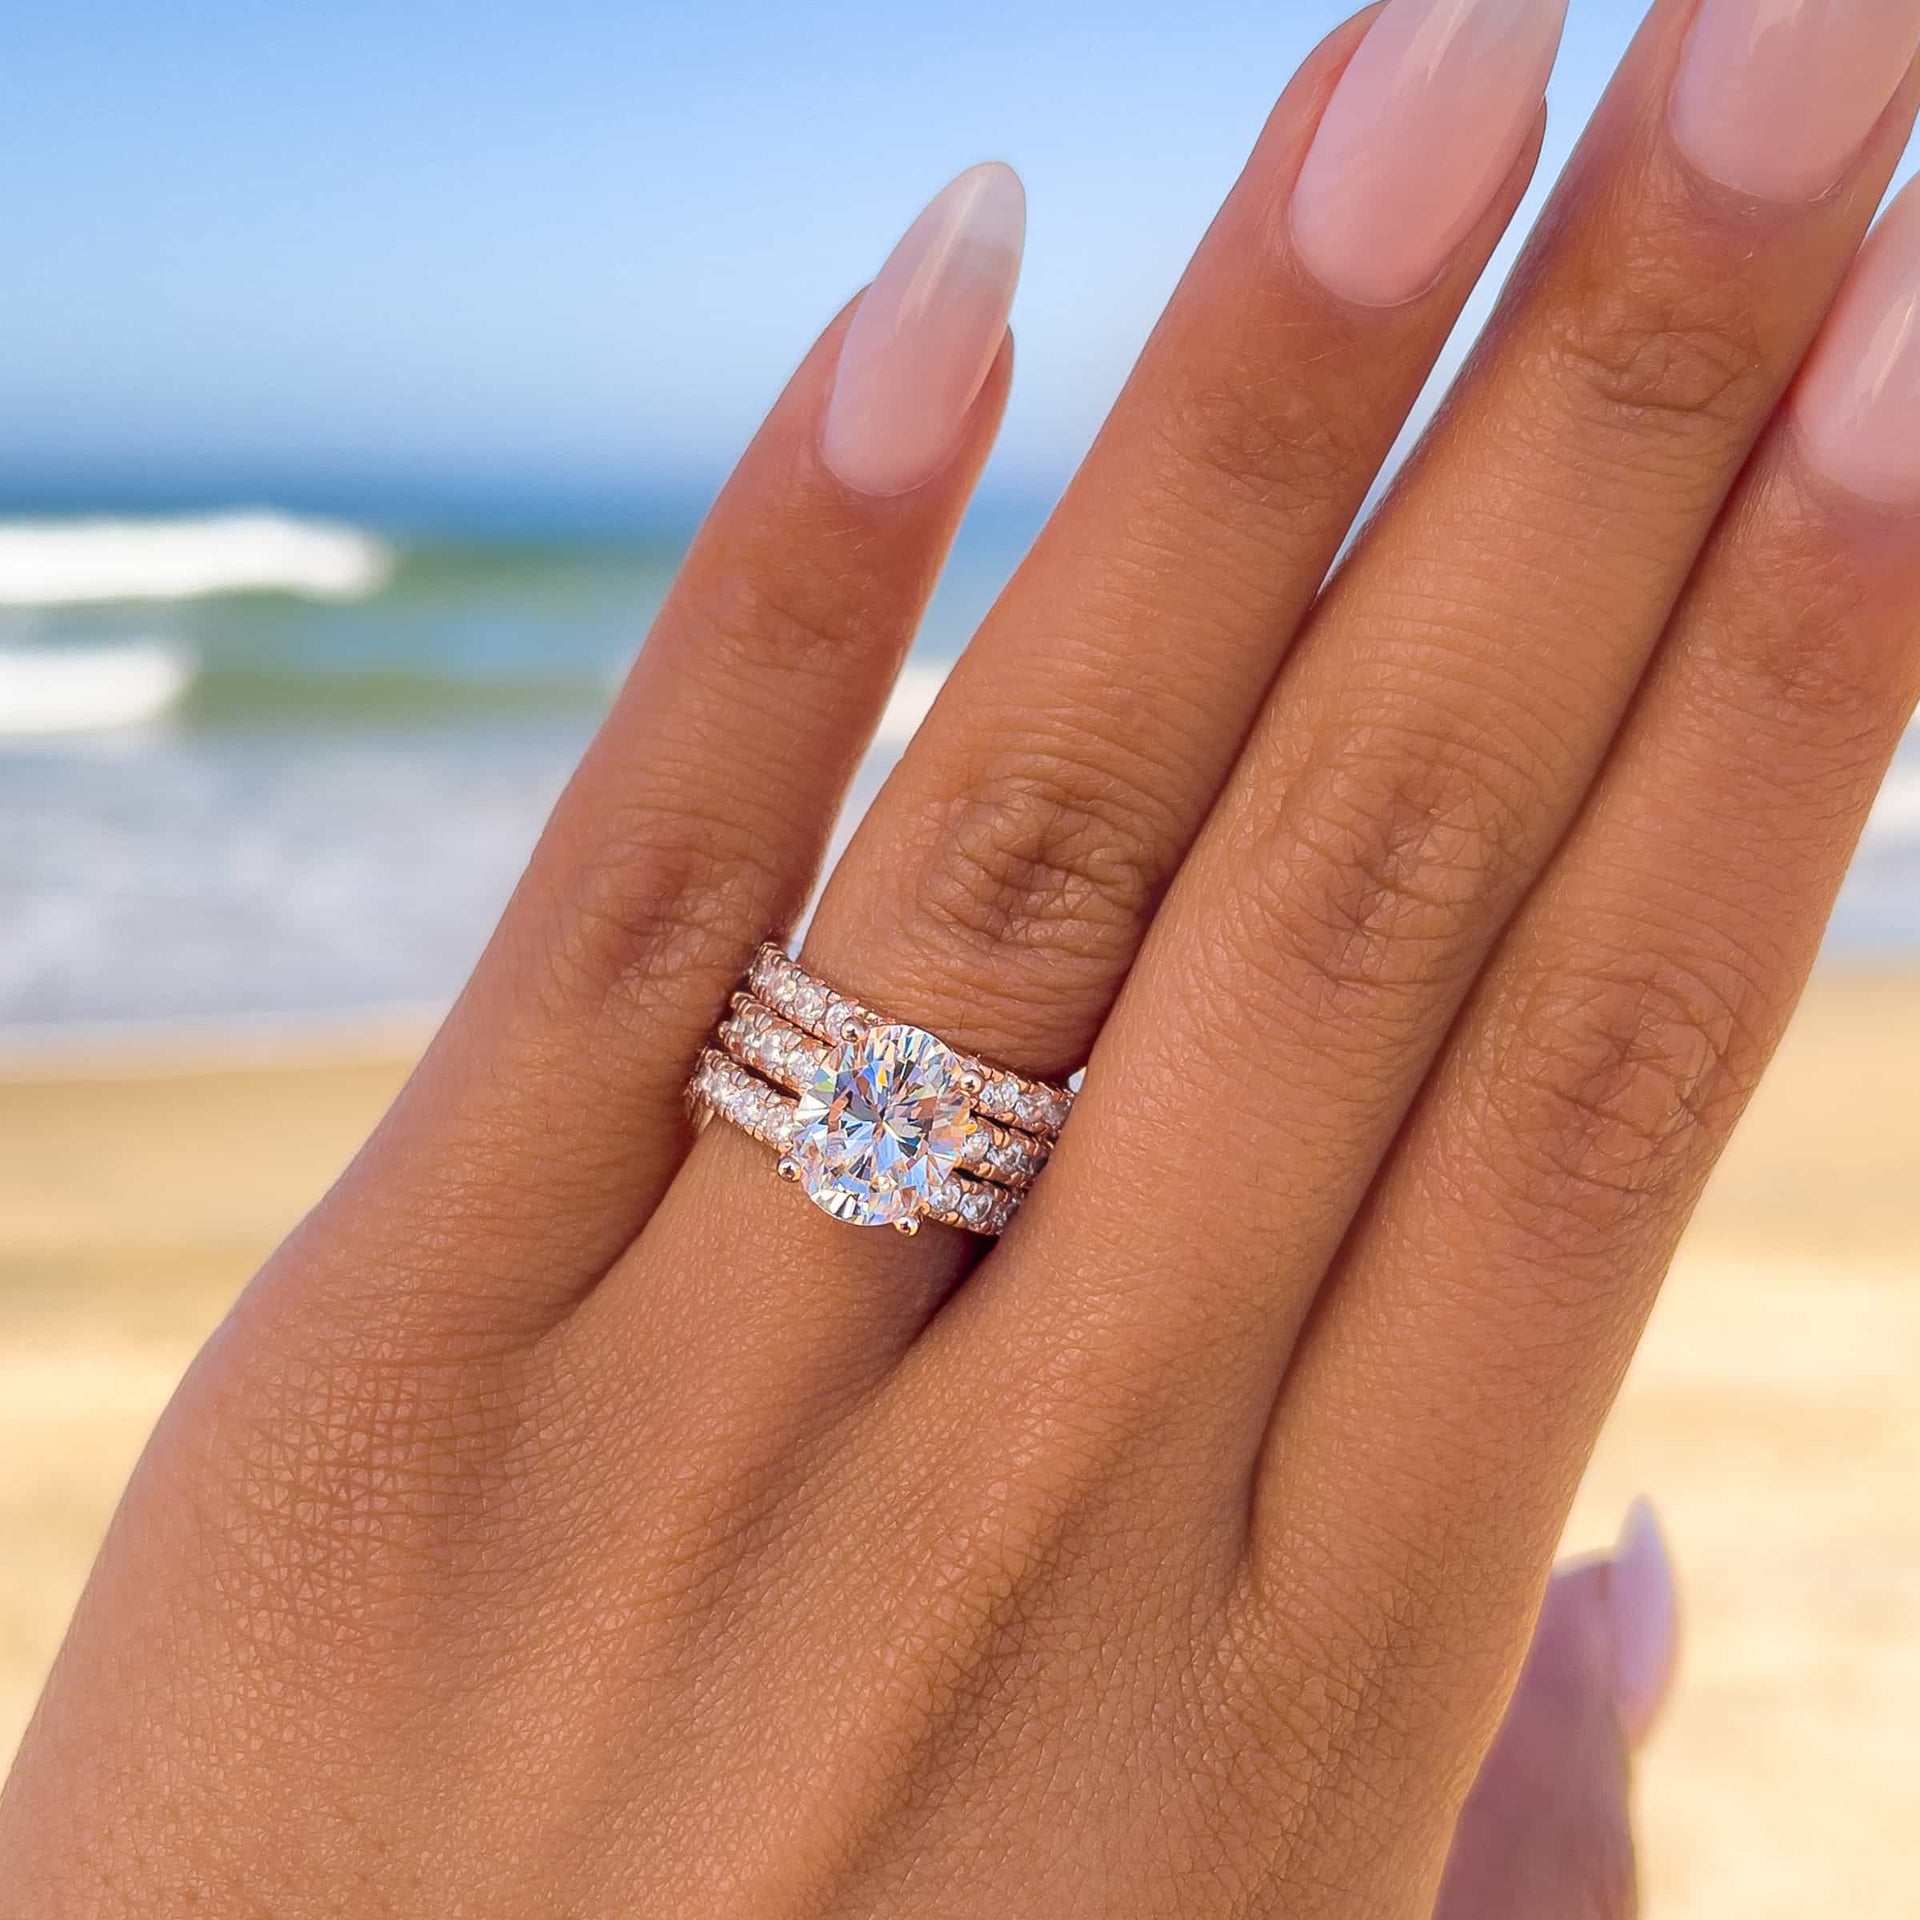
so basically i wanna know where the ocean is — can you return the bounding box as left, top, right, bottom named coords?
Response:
left=0, top=504, right=1023, bottom=1040
left=4, top=503, right=1918, bottom=1044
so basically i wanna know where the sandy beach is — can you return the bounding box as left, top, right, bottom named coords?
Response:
left=3, top=971, right=1918, bottom=1914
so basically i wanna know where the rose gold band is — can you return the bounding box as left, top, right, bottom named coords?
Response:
left=719, top=997, right=1051, bottom=1189
left=689, top=1051, right=1021, bottom=1237
left=744, top=945, right=1072, bottom=1137
left=689, top=945, right=1076, bottom=1238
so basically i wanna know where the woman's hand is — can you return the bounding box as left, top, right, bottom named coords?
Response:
left=7, top=0, right=1919, bottom=1911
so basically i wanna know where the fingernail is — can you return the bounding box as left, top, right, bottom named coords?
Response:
left=1289, top=0, right=1567, bottom=308
left=1795, top=179, right=1920, bottom=505
left=1606, top=1497, right=1679, bottom=1749
left=1672, top=0, right=1920, bottom=203
left=820, top=163, right=1024, bottom=498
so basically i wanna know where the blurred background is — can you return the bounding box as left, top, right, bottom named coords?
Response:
left=2, top=1, right=1916, bottom=1910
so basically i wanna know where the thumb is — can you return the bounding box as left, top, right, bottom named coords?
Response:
left=1433, top=1499, right=1679, bottom=1919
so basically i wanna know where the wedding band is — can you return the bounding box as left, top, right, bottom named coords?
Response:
left=743, top=944, right=1073, bottom=1136
left=687, top=944, right=1074, bottom=1237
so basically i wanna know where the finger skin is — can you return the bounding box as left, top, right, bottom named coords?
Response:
left=1436, top=1562, right=1639, bottom=1920
left=805, top=5, right=1540, bottom=1079
left=582, top=8, right=1549, bottom=1409
left=247, top=307, right=1011, bottom=1346
left=1251, top=292, right=1920, bottom=1914
left=937, top=0, right=1919, bottom=1494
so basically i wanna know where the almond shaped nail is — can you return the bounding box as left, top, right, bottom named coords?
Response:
left=1671, top=0, right=1920, bottom=205
left=1607, top=1497, right=1680, bottom=1749
left=1289, top=0, right=1568, bottom=308
left=1795, top=178, right=1920, bottom=504
left=820, top=163, right=1025, bottom=498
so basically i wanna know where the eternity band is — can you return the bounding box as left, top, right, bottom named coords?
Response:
left=745, top=944, right=1072, bottom=1136
left=688, top=944, right=1074, bottom=1237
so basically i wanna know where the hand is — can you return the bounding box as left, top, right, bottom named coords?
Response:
left=7, top=0, right=1917, bottom=1911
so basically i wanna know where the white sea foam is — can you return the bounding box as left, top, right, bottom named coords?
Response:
left=0, top=511, right=392, bottom=605
left=0, top=642, right=194, bottom=735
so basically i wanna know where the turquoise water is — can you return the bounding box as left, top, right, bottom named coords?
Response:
left=3, top=500, right=1917, bottom=1039
left=0, top=508, right=1034, bottom=1035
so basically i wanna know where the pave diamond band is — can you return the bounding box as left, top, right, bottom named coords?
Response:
left=690, top=1051, right=1022, bottom=1237
left=746, top=945, right=1072, bottom=1137
left=689, top=945, right=1074, bottom=1237
left=719, top=999, right=1052, bottom=1189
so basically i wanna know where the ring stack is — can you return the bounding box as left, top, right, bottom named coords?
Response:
left=689, top=943, right=1073, bottom=1237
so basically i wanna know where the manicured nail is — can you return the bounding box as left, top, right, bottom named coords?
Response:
left=1607, top=1498, right=1679, bottom=1748
left=1289, top=0, right=1568, bottom=308
left=820, top=163, right=1024, bottom=498
left=1795, top=179, right=1920, bottom=505
left=1672, top=0, right=1920, bottom=203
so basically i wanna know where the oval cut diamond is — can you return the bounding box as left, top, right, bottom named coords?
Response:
left=792, top=1021, right=972, bottom=1227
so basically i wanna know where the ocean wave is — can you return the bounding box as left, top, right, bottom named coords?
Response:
left=0, top=641, right=194, bottom=735
left=0, top=511, right=393, bottom=606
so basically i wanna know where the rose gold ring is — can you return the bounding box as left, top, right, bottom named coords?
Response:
left=687, top=943, right=1073, bottom=1237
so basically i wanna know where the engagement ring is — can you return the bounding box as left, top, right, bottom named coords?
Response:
left=689, top=944, right=1073, bottom=1236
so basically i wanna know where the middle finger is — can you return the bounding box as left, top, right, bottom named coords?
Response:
left=938, top=0, right=1919, bottom=1476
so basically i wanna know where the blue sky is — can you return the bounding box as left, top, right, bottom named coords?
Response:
left=3, top=1, right=1913, bottom=514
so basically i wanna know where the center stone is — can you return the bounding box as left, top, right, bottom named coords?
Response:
left=791, top=1021, right=972, bottom=1227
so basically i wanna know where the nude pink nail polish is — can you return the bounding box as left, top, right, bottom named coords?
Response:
left=820, top=163, right=1025, bottom=499
left=1672, top=0, right=1920, bottom=204
left=1607, top=1497, right=1679, bottom=1749
left=1289, top=0, right=1568, bottom=308
left=1795, top=178, right=1920, bottom=505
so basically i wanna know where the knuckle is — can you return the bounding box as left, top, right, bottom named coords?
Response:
left=908, top=749, right=1168, bottom=972
left=1482, top=949, right=1762, bottom=1232
left=1224, top=729, right=1531, bottom=1020
left=700, top=533, right=894, bottom=679
left=1707, top=520, right=1893, bottom=746
left=1154, top=356, right=1361, bottom=520
left=1544, top=274, right=1768, bottom=434
left=547, top=804, right=782, bottom=1022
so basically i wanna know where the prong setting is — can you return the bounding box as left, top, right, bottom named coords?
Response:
left=701, top=947, right=1073, bottom=1237
left=746, top=943, right=1072, bottom=1136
